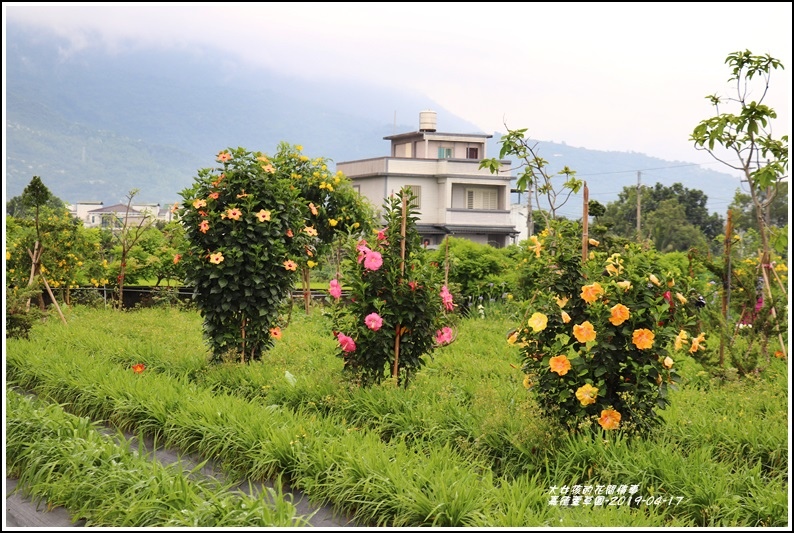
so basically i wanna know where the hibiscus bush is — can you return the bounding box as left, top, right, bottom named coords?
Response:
left=178, top=146, right=315, bottom=363
left=509, top=219, right=704, bottom=434
left=328, top=188, right=457, bottom=387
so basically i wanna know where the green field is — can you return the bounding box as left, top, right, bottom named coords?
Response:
left=5, top=305, right=789, bottom=527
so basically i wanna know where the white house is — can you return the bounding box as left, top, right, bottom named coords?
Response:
left=69, top=201, right=177, bottom=228
left=336, top=111, right=518, bottom=248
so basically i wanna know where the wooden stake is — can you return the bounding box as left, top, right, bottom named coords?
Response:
left=719, top=210, right=733, bottom=367
left=758, top=250, right=787, bottom=356
left=393, top=193, right=408, bottom=382
left=302, top=265, right=311, bottom=314
left=444, top=235, right=449, bottom=286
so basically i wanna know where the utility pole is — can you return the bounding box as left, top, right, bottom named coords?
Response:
left=636, top=171, right=642, bottom=241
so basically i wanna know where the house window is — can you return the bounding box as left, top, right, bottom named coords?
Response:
left=437, top=147, right=453, bottom=159
left=404, top=185, right=422, bottom=209
left=466, top=188, right=498, bottom=210
left=467, top=147, right=479, bottom=159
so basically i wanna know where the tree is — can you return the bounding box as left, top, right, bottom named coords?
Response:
left=15, top=176, right=67, bottom=323
left=729, top=186, right=788, bottom=231
left=480, top=126, right=583, bottom=235
left=600, top=182, right=722, bottom=251
left=108, top=189, right=157, bottom=309
left=6, top=185, right=66, bottom=218
left=644, top=199, right=709, bottom=253
left=691, top=50, right=788, bottom=285
left=179, top=146, right=325, bottom=363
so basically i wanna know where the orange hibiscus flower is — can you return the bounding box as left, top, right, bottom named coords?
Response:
left=527, top=312, right=548, bottom=333
left=581, top=282, right=604, bottom=304
left=632, top=328, right=655, bottom=350
left=549, top=355, right=572, bottom=376
left=573, top=321, right=596, bottom=343
left=575, top=383, right=599, bottom=406
left=609, top=303, right=630, bottom=326
left=598, top=409, right=621, bottom=430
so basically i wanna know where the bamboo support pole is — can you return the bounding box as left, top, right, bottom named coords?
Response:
left=581, top=183, right=589, bottom=263
left=392, top=194, right=408, bottom=382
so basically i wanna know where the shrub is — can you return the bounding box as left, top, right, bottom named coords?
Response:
left=177, top=146, right=312, bottom=362
left=508, top=220, right=701, bottom=434
left=328, top=188, right=457, bottom=387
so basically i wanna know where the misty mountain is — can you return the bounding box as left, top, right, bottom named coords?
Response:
left=4, top=22, right=742, bottom=214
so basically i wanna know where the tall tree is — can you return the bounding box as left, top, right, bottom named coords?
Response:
left=691, top=50, right=788, bottom=272
left=599, top=182, right=721, bottom=250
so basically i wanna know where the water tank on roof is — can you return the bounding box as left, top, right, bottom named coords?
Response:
left=419, top=110, right=437, bottom=132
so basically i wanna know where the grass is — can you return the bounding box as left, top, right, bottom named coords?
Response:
left=5, top=389, right=312, bottom=527
left=5, top=304, right=789, bottom=527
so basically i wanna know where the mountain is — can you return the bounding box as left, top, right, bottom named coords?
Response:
left=4, top=22, right=743, bottom=214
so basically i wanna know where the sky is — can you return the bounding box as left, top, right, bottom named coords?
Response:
left=2, top=2, right=792, bottom=175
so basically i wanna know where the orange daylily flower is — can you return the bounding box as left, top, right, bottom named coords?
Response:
left=217, top=151, right=232, bottom=162
left=598, top=409, right=621, bottom=430
left=270, top=326, right=282, bottom=340
left=609, top=303, right=630, bottom=326
left=632, top=328, right=655, bottom=350
left=283, top=260, right=298, bottom=271
left=674, top=330, right=689, bottom=351
left=208, top=191, right=220, bottom=200
left=132, top=363, right=145, bottom=374
left=256, top=209, right=271, bottom=222
left=616, top=280, right=632, bottom=292
left=573, top=321, right=597, bottom=343
left=225, top=208, right=242, bottom=221
left=581, top=282, right=604, bottom=304
left=549, top=355, right=572, bottom=376
left=192, top=198, right=207, bottom=209
left=199, top=220, right=210, bottom=233
left=528, top=235, right=542, bottom=258
left=689, top=332, right=706, bottom=353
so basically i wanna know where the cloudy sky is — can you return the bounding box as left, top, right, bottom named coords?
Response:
left=3, top=2, right=792, bottom=173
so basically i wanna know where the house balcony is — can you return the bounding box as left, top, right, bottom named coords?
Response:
left=337, top=157, right=511, bottom=179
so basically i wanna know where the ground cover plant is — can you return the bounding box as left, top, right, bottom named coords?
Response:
left=6, top=388, right=312, bottom=527
left=5, top=305, right=788, bottom=527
